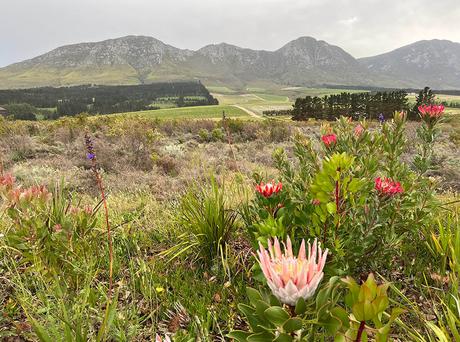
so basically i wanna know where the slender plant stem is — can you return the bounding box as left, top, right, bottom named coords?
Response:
left=222, top=114, right=240, bottom=173
left=335, top=168, right=341, bottom=234
left=323, top=220, right=328, bottom=245
left=355, top=321, right=366, bottom=342
left=85, top=133, right=113, bottom=295
left=93, top=167, right=113, bottom=294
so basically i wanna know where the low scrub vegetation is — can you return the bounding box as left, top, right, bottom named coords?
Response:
left=0, top=103, right=459, bottom=340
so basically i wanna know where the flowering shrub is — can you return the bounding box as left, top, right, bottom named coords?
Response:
left=247, top=113, right=439, bottom=274
left=0, top=176, right=99, bottom=285
left=229, top=111, right=451, bottom=340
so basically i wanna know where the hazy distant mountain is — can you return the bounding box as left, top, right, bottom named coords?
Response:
left=0, top=35, right=459, bottom=89
left=359, top=39, right=460, bottom=89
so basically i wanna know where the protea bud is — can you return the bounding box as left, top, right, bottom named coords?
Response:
left=255, top=181, right=282, bottom=198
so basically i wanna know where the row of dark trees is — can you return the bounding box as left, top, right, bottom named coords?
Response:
left=0, top=81, right=218, bottom=119
left=291, top=87, right=456, bottom=121
left=292, top=90, right=410, bottom=121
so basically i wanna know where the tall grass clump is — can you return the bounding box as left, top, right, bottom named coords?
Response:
left=163, top=178, right=238, bottom=264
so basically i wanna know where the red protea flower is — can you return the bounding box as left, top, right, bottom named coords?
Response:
left=418, top=104, right=445, bottom=119
left=255, top=181, right=282, bottom=198
left=321, top=134, right=337, bottom=147
left=375, top=177, right=403, bottom=196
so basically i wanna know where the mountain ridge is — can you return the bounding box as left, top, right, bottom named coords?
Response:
left=1, top=35, right=459, bottom=89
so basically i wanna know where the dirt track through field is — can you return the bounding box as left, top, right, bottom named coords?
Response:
left=231, top=105, right=263, bottom=119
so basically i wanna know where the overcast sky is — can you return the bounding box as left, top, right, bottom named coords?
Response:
left=1, top=0, right=459, bottom=67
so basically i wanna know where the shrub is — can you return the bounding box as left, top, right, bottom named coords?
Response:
left=0, top=177, right=100, bottom=287
left=246, top=114, right=439, bottom=275
left=198, top=128, right=210, bottom=142
left=211, top=128, right=224, bottom=141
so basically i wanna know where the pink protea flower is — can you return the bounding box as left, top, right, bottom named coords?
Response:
left=418, top=104, right=445, bottom=119
left=375, top=177, right=403, bottom=196
left=255, top=181, right=282, bottom=198
left=354, top=124, right=364, bottom=137
left=321, top=134, right=337, bottom=147
left=20, top=185, right=51, bottom=203
left=257, top=237, right=328, bottom=306
left=6, top=185, right=51, bottom=206
left=0, top=173, right=15, bottom=192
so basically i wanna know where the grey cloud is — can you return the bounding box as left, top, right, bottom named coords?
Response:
left=1, top=0, right=459, bottom=66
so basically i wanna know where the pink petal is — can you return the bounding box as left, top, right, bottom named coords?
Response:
left=298, top=239, right=306, bottom=260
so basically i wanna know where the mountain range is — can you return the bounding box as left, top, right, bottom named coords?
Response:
left=0, top=35, right=459, bottom=89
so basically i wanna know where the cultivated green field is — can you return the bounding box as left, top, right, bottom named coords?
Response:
left=113, top=104, right=249, bottom=119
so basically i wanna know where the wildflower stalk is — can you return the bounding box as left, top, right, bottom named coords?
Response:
left=221, top=113, right=239, bottom=173
left=85, top=133, right=114, bottom=294
left=414, top=105, right=444, bottom=175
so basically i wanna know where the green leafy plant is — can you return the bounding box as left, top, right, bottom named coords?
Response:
left=330, top=274, right=404, bottom=342
left=1, top=178, right=101, bottom=286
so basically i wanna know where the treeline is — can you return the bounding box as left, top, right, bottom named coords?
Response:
left=439, top=101, right=460, bottom=108
left=263, top=109, right=292, bottom=116
left=0, top=81, right=218, bottom=119
left=292, top=91, right=411, bottom=121
left=320, top=84, right=460, bottom=97
left=1, top=103, right=55, bottom=121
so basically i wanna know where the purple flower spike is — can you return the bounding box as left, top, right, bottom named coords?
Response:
left=85, top=133, right=96, bottom=161
left=378, top=113, right=385, bottom=123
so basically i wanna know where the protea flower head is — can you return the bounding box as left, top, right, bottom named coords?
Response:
left=375, top=177, right=403, bottom=196
left=354, top=124, right=364, bottom=137
left=255, top=181, right=282, bottom=198
left=6, top=185, right=51, bottom=206
left=0, top=173, right=15, bottom=193
left=321, top=134, right=337, bottom=147
left=257, top=237, right=328, bottom=306
left=418, top=104, right=445, bottom=119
